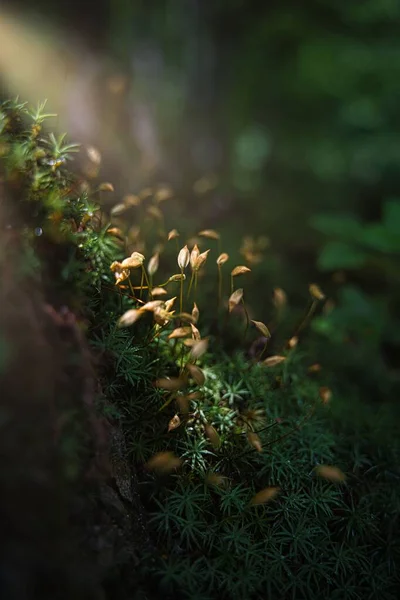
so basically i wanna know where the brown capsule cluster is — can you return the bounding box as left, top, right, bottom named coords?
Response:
left=105, top=190, right=328, bottom=472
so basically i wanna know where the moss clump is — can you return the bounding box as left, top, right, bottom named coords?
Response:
left=1, top=99, right=399, bottom=600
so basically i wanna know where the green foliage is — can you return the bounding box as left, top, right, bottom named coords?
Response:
left=142, top=395, right=400, bottom=599
left=311, top=200, right=400, bottom=272
left=310, top=201, right=400, bottom=403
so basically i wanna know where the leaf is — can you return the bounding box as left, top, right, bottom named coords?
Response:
left=98, top=182, right=114, bottom=192
left=110, top=203, right=127, bottom=216
left=192, top=302, right=199, bottom=323
left=168, top=414, right=181, bottom=432
left=151, top=287, right=168, bottom=297
left=190, top=323, right=201, bottom=341
left=128, top=251, right=145, bottom=263
left=190, top=245, right=200, bottom=269
left=142, top=300, right=164, bottom=311
left=168, top=327, right=192, bottom=339
left=106, top=227, right=123, bottom=239
left=263, top=355, right=286, bottom=367
left=247, top=431, right=262, bottom=452
left=249, top=486, right=280, bottom=506
left=155, top=186, right=173, bottom=203
left=168, top=273, right=186, bottom=282
left=193, top=249, right=210, bottom=271
left=186, top=391, right=203, bottom=401
left=251, top=320, right=271, bottom=338
left=190, top=339, right=209, bottom=360
left=186, top=364, right=205, bottom=385
left=204, top=424, right=221, bottom=448
left=121, top=256, right=143, bottom=269
left=154, top=307, right=175, bottom=325
left=86, top=145, right=101, bottom=164
left=315, top=465, right=346, bottom=483
left=319, top=387, right=332, bottom=404
left=318, top=242, right=367, bottom=271
left=155, top=377, right=186, bottom=391
left=231, top=265, right=251, bottom=277
left=177, top=245, right=190, bottom=270
left=309, top=283, right=325, bottom=301
left=146, top=452, right=182, bottom=473
left=205, top=472, right=228, bottom=487
left=183, top=339, right=196, bottom=347
left=216, top=252, right=229, bottom=266
left=308, top=363, right=322, bottom=373
left=198, top=229, right=220, bottom=240
left=229, top=288, right=243, bottom=312
left=164, top=297, right=177, bottom=311
left=176, top=395, right=190, bottom=414
left=123, top=193, right=141, bottom=207
left=273, top=288, right=287, bottom=309
left=147, top=253, right=159, bottom=276
left=110, top=263, right=130, bottom=285
left=168, top=229, right=179, bottom=241
left=118, top=309, right=145, bottom=327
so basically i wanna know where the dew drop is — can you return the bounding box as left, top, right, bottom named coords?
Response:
left=34, top=227, right=43, bottom=236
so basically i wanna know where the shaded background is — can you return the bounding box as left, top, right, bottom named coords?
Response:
left=1, top=5, right=400, bottom=599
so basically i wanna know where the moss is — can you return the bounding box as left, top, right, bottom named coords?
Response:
left=1, top=98, right=399, bottom=600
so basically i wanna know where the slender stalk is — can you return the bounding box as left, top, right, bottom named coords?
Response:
left=256, top=337, right=270, bottom=362
left=218, top=265, right=222, bottom=308
left=141, top=264, right=152, bottom=296
left=194, top=272, right=198, bottom=301
left=293, top=299, right=318, bottom=338
left=147, top=278, right=170, bottom=288
left=144, top=323, right=157, bottom=345
left=139, top=269, right=144, bottom=299
left=236, top=420, right=278, bottom=438
left=179, top=345, right=186, bottom=376
left=187, top=270, right=195, bottom=299
left=147, top=322, right=169, bottom=345
left=128, top=278, right=136, bottom=300
left=179, top=267, right=184, bottom=313
left=241, top=298, right=250, bottom=339
left=155, top=333, right=161, bottom=374
left=230, top=274, right=234, bottom=295
left=118, top=285, right=123, bottom=311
